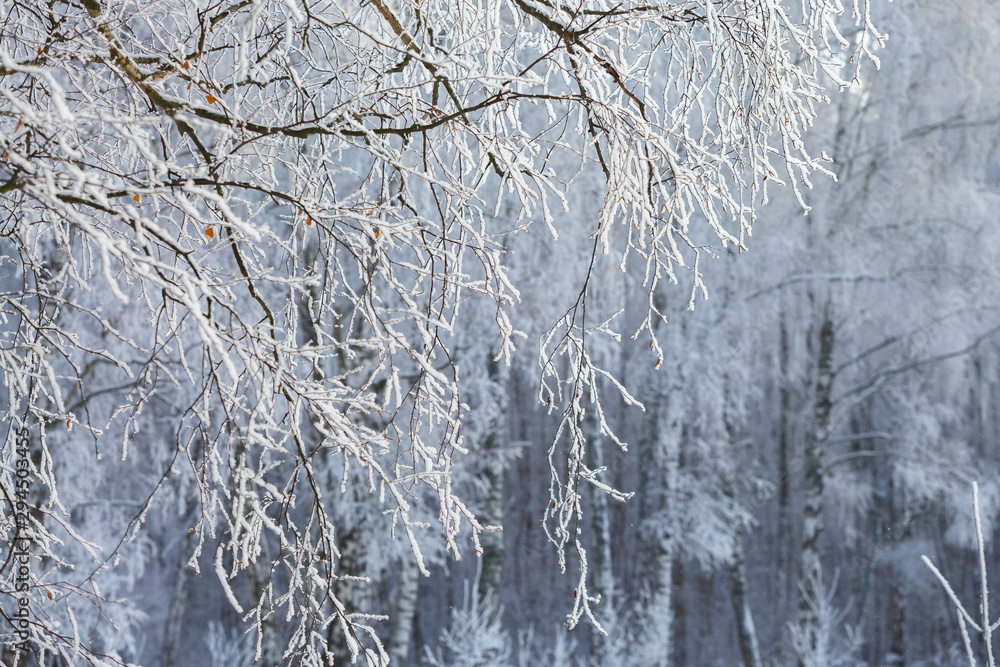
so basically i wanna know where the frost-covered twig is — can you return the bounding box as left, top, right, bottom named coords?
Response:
left=923, top=482, right=998, bottom=667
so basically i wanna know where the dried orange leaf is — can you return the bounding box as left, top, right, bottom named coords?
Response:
left=133, top=195, right=141, bottom=202
left=306, top=217, right=312, bottom=226
left=205, top=227, right=215, bottom=238
left=183, top=61, right=191, bottom=70
left=206, top=94, right=216, bottom=104
left=374, top=228, right=380, bottom=239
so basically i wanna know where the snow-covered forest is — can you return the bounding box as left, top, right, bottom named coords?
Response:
left=2, top=0, right=1000, bottom=664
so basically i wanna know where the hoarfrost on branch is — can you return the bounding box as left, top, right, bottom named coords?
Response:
left=0, top=0, right=881, bottom=662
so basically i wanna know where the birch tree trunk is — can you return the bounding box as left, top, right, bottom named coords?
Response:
left=647, top=368, right=684, bottom=667
left=477, top=354, right=508, bottom=604
left=797, top=305, right=836, bottom=666
left=388, top=557, right=420, bottom=665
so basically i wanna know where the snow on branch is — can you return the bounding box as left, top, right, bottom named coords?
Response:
left=0, top=0, right=882, bottom=660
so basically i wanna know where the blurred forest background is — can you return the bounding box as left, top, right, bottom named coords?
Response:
left=347, top=1, right=1000, bottom=664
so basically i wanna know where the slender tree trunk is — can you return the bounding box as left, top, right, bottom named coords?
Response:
left=888, top=566, right=906, bottom=665
left=162, top=528, right=197, bottom=667
left=388, top=557, right=420, bottom=665
left=777, top=315, right=793, bottom=624
left=643, top=523, right=678, bottom=667
left=672, top=558, right=686, bottom=667
left=972, top=356, right=986, bottom=457
left=635, top=376, right=667, bottom=666
left=887, top=454, right=906, bottom=665
left=730, top=530, right=762, bottom=667
left=854, top=402, right=878, bottom=662
left=722, top=392, right=762, bottom=667
left=797, top=306, right=836, bottom=666
left=650, top=373, right=683, bottom=667
left=638, top=393, right=660, bottom=584
left=477, top=463, right=505, bottom=601
left=162, top=483, right=202, bottom=667
left=477, top=354, right=507, bottom=604
left=329, top=524, right=366, bottom=664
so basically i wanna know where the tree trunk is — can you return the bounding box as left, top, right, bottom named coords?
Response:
left=777, top=315, right=794, bottom=625
left=651, top=371, right=684, bottom=667
left=642, top=520, right=678, bottom=667
left=388, top=556, right=420, bottom=665
left=730, top=530, right=762, bottom=667
left=477, top=353, right=507, bottom=604
left=723, top=392, right=762, bottom=667
left=329, top=523, right=366, bottom=664
left=672, top=558, right=686, bottom=667
left=162, top=529, right=197, bottom=667
left=887, top=453, right=906, bottom=665
left=888, top=566, right=906, bottom=665
left=797, top=306, right=836, bottom=666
